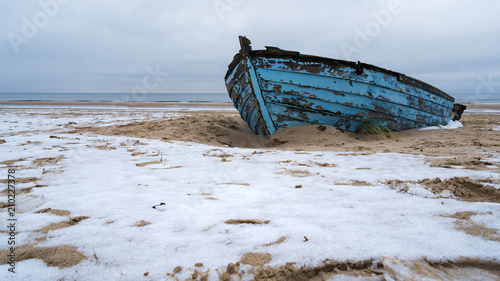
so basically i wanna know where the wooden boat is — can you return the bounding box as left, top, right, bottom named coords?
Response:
left=225, top=36, right=457, bottom=136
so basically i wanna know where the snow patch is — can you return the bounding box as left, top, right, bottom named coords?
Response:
left=1, top=108, right=499, bottom=281
left=420, top=120, right=464, bottom=130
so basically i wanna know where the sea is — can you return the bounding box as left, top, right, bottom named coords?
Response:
left=0, top=93, right=231, bottom=104
left=0, top=92, right=498, bottom=104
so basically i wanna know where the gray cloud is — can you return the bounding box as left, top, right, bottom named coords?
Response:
left=1, top=0, right=499, bottom=96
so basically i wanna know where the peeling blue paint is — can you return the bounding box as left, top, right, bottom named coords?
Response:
left=225, top=36, right=455, bottom=136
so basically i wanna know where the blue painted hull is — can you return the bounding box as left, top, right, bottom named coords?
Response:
left=225, top=36, right=455, bottom=136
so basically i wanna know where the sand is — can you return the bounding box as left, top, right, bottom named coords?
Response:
left=239, top=258, right=500, bottom=281
left=73, top=108, right=500, bottom=158
left=443, top=211, right=500, bottom=242
left=35, top=208, right=71, bottom=216
left=70, top=105, right=500, bottom=279
left=72, top=107, right=500, bottom=205
left=387, top=177, right=500, bottom=203
left=224, top=219, right=270, bottom=225
left=6, top=103, right=498, bottom=161
left=240, top=253, right=273, bottom=267
left=35, top=216, right=90, bottom=234
left=1, top=104, right=499, bottom=279
left=0, top=245, right=86, bottom=269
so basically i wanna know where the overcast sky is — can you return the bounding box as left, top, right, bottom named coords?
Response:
left=1, top=0, right=499, bottom=96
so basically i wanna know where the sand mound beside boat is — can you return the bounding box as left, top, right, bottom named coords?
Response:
left=269, top=124, right=356, bottom=149
left=76, top=111, right=269, bottom=148
left=74, top=111, right=500, bottom=163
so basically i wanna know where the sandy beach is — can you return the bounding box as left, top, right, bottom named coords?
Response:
left=0, top=104, right=499, bottom=280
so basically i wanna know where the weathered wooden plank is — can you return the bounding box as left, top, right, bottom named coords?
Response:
left=256, top=67, right=453, bottom=113
left=266, top=102, right=421, bottom=132
left=259, top=83, right=449, bottom=126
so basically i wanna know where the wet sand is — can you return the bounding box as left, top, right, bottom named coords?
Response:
left=466, top=103, right=500, bottom=110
